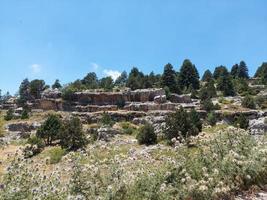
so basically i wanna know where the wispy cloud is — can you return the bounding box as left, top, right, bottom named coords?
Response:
left=103, top=69, right=121, bottom=80
left=29, top=64, right=41, bottom=74
left=90, top=62, right=99, bottom=71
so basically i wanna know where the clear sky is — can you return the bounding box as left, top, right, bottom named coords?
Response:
left=1, top=0, right=267, bottom=94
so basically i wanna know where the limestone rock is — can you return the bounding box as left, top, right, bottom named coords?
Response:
left=41, top=88, right=62, bottom=99
left=154, top=95, right=167, bottom=104
left=169, top=94, right=192, bottom=103
left=97, top=126, right=120, bottom=141
left=249, top=117, right=267, bottom=135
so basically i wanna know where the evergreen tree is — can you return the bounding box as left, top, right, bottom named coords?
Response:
left=213, top=66, right=229, bottom=79
left=36, top=114, right=62, bottom=145
left=161, top=63, right=180, bottom=93
left=60, top=117, right=87, bottom=150
left=19, top=78, right=31, bottom=103
left=99, top=76, right=114, bottom=91
left=202, top=70, right=213, bottom=82
left=81, top=72, right=98, bottom=89
left=52, top=79, right=62, bottom=89
left=136, top=123, right=157, bottom=145
left=126, top=67, right=144, bottom=90
left=199, top=79, right=216, bottom=100
left=179, top=59, right=200, bottom=90
left=254, top=62, right=267, bottom=78
left=230, top=64, right=239, bottom=78
left=115, top=71, right=128, bottom=87
left=29, top=79, right=46, bottom=99
left=217, top=75, right=235, bottom=96
left=237, top=61, right=249, bottom=79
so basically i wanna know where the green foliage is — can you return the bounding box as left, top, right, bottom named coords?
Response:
left=126, top=67, right=144, bottom=90
left=18, top=78, right=31, bottom=104
left=116, top=98, right=126, bottom=109
left=207, top=112, right=217, bottom=126
left=4, top=109, right=14, bottom=121
left=24, top=135, right=45, bottom=157
left=254, top=62, right=267, bottom=85
left=120, top=122, right=137, bottom=135
left=255, top=95, right=267, bottom=109
left=81, top=72, right=98, bottom=89
left=136, top=123, right=157, bottom=145
left=29, top=79, right=47, bottom=99
left=115, top=71, right=128, bottom=87
left=100, top=112, right=114, bottom=127
left=199, top=80, right=217, bottom=100
left=46, top=147, right=66, bottom=164
left=21, top=109, right=29, bottom=119
left=234, top=114, right=249, bottom=130
left=200, top=98, right=219, bottom=112
left=36, top=114, right=62, bottom=145
left=179, top=59, right=200, bottom=90
left=164, top=107, right=202, bottom=141
left=60, top=117, right=87, bottom=151
left=213, top=65, right=229, bottom=79
left=99, top=76, right=114, bottom=91
left=62, top=85, right=79, bottom=101
left=161, top=63, right=180, bottom=93
left=241, top=95, right=256, bottom=109
left=237, top=61, right=249, bottom=79
left=233, top=78, right=251, bottom=96
left=52, top=79, right=62, bottom=89
left=217, top=74, right=235, bottom=96
left=201, top=69, right=213, bottom=82
left=231, top=64, right=239, bottom=78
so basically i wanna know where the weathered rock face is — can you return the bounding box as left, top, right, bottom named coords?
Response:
left=72, top=111, right=147, bottom=124
left=169, top=94, right=192, bottom=103
left=97, top=126, right=121, bottom=141
left=154, top=95, right=167, bottom=104
left=34, top=99, right=63, bottom=111
left=74, top=105, right=118, bottom=112
left=70, top=88, right=165, bottom=106
left=125, top=102, right=177, bottom=112
left=6, top=122, right=36, bottom=132
left=41, top=89, right=62, bottom=99
left=249, top=117, right=267, bottom=135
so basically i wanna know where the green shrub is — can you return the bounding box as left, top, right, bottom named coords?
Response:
left=23, top=136, right=45, bottom=158
left=164, top=107, right=202, bottom=142
left=136, top=123, right=157, bottom=145
left=241, top=95, right=256, bottom=109
left=255, top=95, right=267, bottom=109
left=234, top=114, right=249, bottom=130
left=46, top=147, right=66, bottom=164
left=207, top=112, right=217, bottom=126
left=59, top=117, right=87, bottom=151
left=116, top=98, right=126, bottom=109
left=120, top=122, right=137, bottom=135
left=100, top=112, right=114, bottom=127
left=36, top=114, right=63, bottom=145
left=200, top=99, right=219, bottom=112
left=21, top=109, right=29, bottom=119
left=4, top=109, right=14, bottom=121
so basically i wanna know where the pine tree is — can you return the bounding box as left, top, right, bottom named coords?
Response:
left=217, top=75, right=235, bottom=96
left=115, top=71, right=128, bottom=87
left=126, top=67, right=144, bottom=90
left=202, top=70, right=213, bottom=82
left=213, top=66, right=229, bottom=79
left=179, top=59, right=200, bottom=90
left=19, top=78, right=31, bottom=103
left=81, top=72, right=99, bottom=89
left=237, top=61, right=249, bottom=79
left=230, top=64, right=239, bottom=78
left=99, top=76, right=114, bottom=91
left=161, top=63, right=180, bottom=93
left=52, top=79, right=62, bottom=89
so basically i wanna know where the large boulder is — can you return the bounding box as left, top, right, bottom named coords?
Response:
left=169, top=94, right=192, bottom=103
left=249, top=117, right=267, bottom=135
left=41, top=89, right=62, bottom=99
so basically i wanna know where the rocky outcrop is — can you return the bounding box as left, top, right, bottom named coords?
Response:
left=6, top=122, right=38, bottom=132
left=74, top=105, right=118, bottom=112
left=65, top=88, right=165, bottom=106
left=72, top=111, right=147, bottom=123
left=169, top=94, right=192, bottom=103
left=154, top=95, right=167, bottom=104
left=97, top=126, right=121, bottom=141
left=34, top=99, right=63, bottom=111
left=41, top=89, right=62, bottom=99
left=125, top=102, right=178, bottom=112
left=249, top=117, right=267, bottom=135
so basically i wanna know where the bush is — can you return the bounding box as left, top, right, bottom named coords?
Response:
left=100, top=112, right=114, bottom=127
left=23, top=136, right=45, bottom=158
left=164, top=107, right=202, bottom=142
left=116, top=98, right=126, bottom=109
left=36, top=114, right=63, bottom=145
left=234, top=114, right=249, bottom=130
left=46, top=147, right=66, bottom=164
left=207, top=112, right=217, bottom=126
left=120, top=122, right=137, bottom=135
left=136, top=123, right=157, bottom=145
left=59, top=117, right=87, bottom=151
left=255, top=95, right=267, bottom=109
left=4, top=109, right=14, bottom=121
left=241, top=95, right=256, bottom=109
left=200, top=98, right=220, bottom=112
left=21, top=109, right=29, bottom=119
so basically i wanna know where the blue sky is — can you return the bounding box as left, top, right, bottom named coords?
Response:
left=0, top=0, right=267, bottom=94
